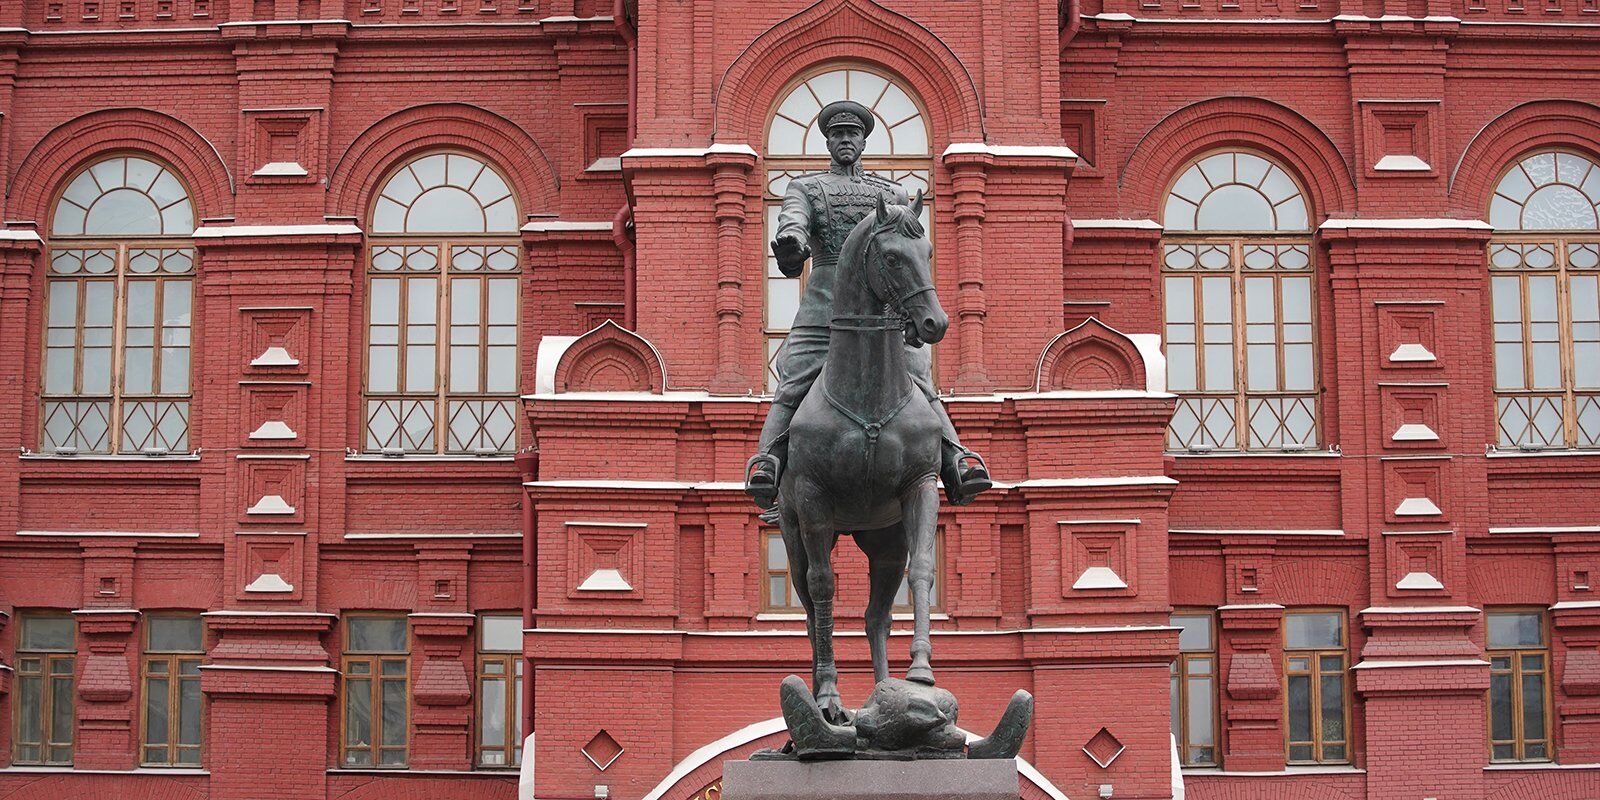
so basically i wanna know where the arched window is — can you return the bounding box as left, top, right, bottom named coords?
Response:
left=1161, top=150, right=1318, bottom=452
left=762, top=66, right=932, bottom=390
left=1488, top=150, right=1600, bottom=450
left=42, top=155, right=196, bottom=455
left=363, top=151, right=521, bottom=455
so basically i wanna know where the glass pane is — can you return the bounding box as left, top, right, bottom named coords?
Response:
left=179, top=677, right=202, bottom=745
left=149, top=617, right=203, bottom=652
left=345, top=676, right=372, bottom=763
left=145, top=676, right=170, bottom=747
left=51, top=676, right=74, bottom=743
left=22, top=616, right=75, bottom=652
left=1289, top=743, right=1313, bottom=762
left=382, top=660, right=407, bottom=677
left=1287, top=674, right=1311, bottom=740
left=381, top=680, right=407, bottom=745
left=1186, top=676, right=1214, bottom=746
left=1523, top=672, right=1546, bottom=744
left=481, top=677, right=507, bottom=747
left=1320, top=674, right=1345, bottom=741
left=1488, top=612, right=1544, bottom=648
left=1490, top=673, right=1514, bottom=740
left=161, top=281, right=193, bottom=394
left=348, top=618, right=407, bottom=653
left=1172, top=614, right=1212, bottom=652
left=1170, top=671, right=1180, bottom=740
left=19, top=675, right=42, bottom=743
left=481, top=616, right=522, bottom=652
left=1493, top=742, right=1515, bottom=761
left=1286, top=612, right=1342, bottom=649
left=1526, top=741, right=1548, bottom=760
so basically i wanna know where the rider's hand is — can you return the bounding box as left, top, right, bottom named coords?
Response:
left=772, top=233, right=810, bottom=277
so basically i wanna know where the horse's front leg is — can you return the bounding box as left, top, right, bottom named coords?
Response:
left=793, top=481, right=846, bottom=723
left=903, top=475, right=940, bottom=685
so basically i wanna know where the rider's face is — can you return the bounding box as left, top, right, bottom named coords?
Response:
left=826, top=125, right=865, bottom=165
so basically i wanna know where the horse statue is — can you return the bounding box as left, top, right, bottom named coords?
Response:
left=778, top=192, right=945, bottom=718
left=764, top=194, right=1032, bottom=762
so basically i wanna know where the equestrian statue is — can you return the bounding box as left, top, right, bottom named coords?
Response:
left=743, top=101, right=1030, bottom=762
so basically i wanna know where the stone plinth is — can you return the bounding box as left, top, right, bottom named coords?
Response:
left=723, top=758, right=1021, bottom=800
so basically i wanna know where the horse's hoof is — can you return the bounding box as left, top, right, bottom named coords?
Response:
left=906, top=666, right=935, bottom=686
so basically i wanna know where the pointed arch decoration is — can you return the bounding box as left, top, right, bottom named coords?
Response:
left=327, top=103, right=557, bottom=222
left=713, top=0, right=984, bottom=146
left=9, top=108, right=233, bottom=225
left=1120, top=96, right=1355, bottom=222
left=549, top=321, right=668, bottom=394
left=1035, top=317, right=1149, bottom=393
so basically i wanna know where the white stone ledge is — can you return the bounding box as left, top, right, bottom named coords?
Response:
left=198, top=664, right=337, bottom=672
left=193, top=223, right=362, bottom=238
left=1320, top=217, right=1492, bottom=230
left=531, top=624, right=1173, bottom=637
left=942, top=143, right=1079, bottom=160
left=1171, top=528, right=1342, bottom=536
left=521, top=220, right=614, bottom=232
left=1484, top=761, right=1600, bottom=771
left=621, top=143, right=759, bottom=158
left=1359, top=605, right=1480, bottom=615
left=1352, top=658, right=1489, bottom=669
left=1070, top=218, right=1163, bottom=229
left=17, top=530, right=199, bottom=538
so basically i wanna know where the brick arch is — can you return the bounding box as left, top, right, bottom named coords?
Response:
left=0, top=775, right=207, bottom=800
left=8, top=108, right=233, bottom=226
left=713, top=0, right=984, bottom=146
left=1035, top=317, right=1147, bottom=392
left=553, top=320, right=667, bottom=394
left=1269, top=558, right=1365, bottom=607
left=1449, top=99, right=1600, bottom=218
left=1485, top=772, right=1600, bottom=800
left=1120, top=96, right=1355, bottom=222
left=327, top=102, right=557, bottom=223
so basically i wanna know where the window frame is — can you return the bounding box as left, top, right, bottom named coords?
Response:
left=139, top=613, right=205, bottom=767
left=1282, top=608, right=1350, bottom=766
left=1486, top=607, right=1553, bottom=763
left=13, top=611, right=76, bottom=766
left=759, top=528, right=944, bottom=614
left=1170, top=609, right=1220, bottom=768
left=339, top=614, right=411, bottom=769
left=1486, top=149, right=1600, bottom=451
left=1160, top=149, right=1321, bottom=454
left=475, top=613, right=524, bottom=769
left=41, top=153, right=197, bottom=456
left=760, top=64, right=935, bottom=392
left=361, top=150, right=523, bottom=456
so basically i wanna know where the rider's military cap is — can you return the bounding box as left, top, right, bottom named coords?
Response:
left=817, top=100, right=875, bottom=137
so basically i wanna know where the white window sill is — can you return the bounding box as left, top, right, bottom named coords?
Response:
left=1169, top=449, right=1340, bottom=459
left=327, top=768, right=519, bottom=776
left=21, top=452, right=201, bottom=461
left=0, top=767, right=209, bottom=775
left=1487, top=447, right=1600, bottom=458
left=345, top=454, right=515, bottom=462
left=1182, top=765, right=1365, bottom=776
left=1484, top=761, right=1599, bottom=771
left=756, top=612, right=951, bottom=622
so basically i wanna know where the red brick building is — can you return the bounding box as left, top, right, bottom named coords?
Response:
left=0, top=0, right=1598, bottom=799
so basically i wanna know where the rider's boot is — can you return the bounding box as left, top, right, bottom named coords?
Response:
left=940, top=442, right=992, bottom=506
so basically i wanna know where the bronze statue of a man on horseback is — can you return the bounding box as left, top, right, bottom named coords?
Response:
left=742, top=101, right=1027, bottom=760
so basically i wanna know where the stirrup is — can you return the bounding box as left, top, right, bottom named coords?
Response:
left=942, top=448, right=992, bottom=506
left=745, top=452, right=781, bottom=507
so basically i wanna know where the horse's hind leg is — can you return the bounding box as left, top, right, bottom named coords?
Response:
left=856, top=527, right=910, bottom=685
left=903, top=476, right=940, bottom=685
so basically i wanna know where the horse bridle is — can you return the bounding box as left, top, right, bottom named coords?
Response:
left=830, top=221, right=935, bottom=332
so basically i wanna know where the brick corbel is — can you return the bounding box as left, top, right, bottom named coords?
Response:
left=72, top=609, right=139, bottom=703
left=707, top=148, right=757, bottom=394
left=1219, top=603, right=1285, bottom=772
left=409, top=613, right=473, bottom=706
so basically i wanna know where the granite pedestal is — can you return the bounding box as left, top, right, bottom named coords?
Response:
left=722, top=758, right=1021, bottom=800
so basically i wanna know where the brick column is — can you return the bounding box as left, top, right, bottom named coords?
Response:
left=708, top=149, right=756, bottom=394
left=943, top=151, right=992, bottom=393
left=409, top=613, right=475, bottom=770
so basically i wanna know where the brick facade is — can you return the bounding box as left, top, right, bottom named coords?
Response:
left=0, top=1, right=1596, bottom=799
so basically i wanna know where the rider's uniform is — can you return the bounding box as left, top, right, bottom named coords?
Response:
left=768, top=162, right=938, bottom=408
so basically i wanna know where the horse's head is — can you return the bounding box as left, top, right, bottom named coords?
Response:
left=866, top=191, right=947, bottom=346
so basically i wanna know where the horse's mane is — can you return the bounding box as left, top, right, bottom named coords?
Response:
left=838, top=202, right=924, bottom=274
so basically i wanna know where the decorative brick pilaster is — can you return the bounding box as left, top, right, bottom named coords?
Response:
left=409, top=612, right=475, bottom=771
left=71, top=609, right=140, bottom=771
left=1553, top=603, right=1600, bottom=762
left=1218, top=603, right=1284, bottom=772
left=708, top=149, right=757, bottom=394
left=942, top=151, right=991, bottom=393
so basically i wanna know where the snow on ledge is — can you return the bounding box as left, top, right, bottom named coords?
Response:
left=1374, top=154, right=1431, bottom=172
left=0, top=230, right=43, bottom=242
left=942, top=142, right=1079, bottom=160
left=1071, top=218, right=1163, bottom=229
left=521, top=220, right=614, bottom=232
left=621, top=143, right=759, bottom=159
left=253, top=161, right=309, bottom=177
left=1320, top=217, right=1492, bottom=230
left=193, top=223, right=362, bottom=238
left=1359, top=605, right=1480, bottom=615
left=1352, top=658, right=1489, bottom=670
